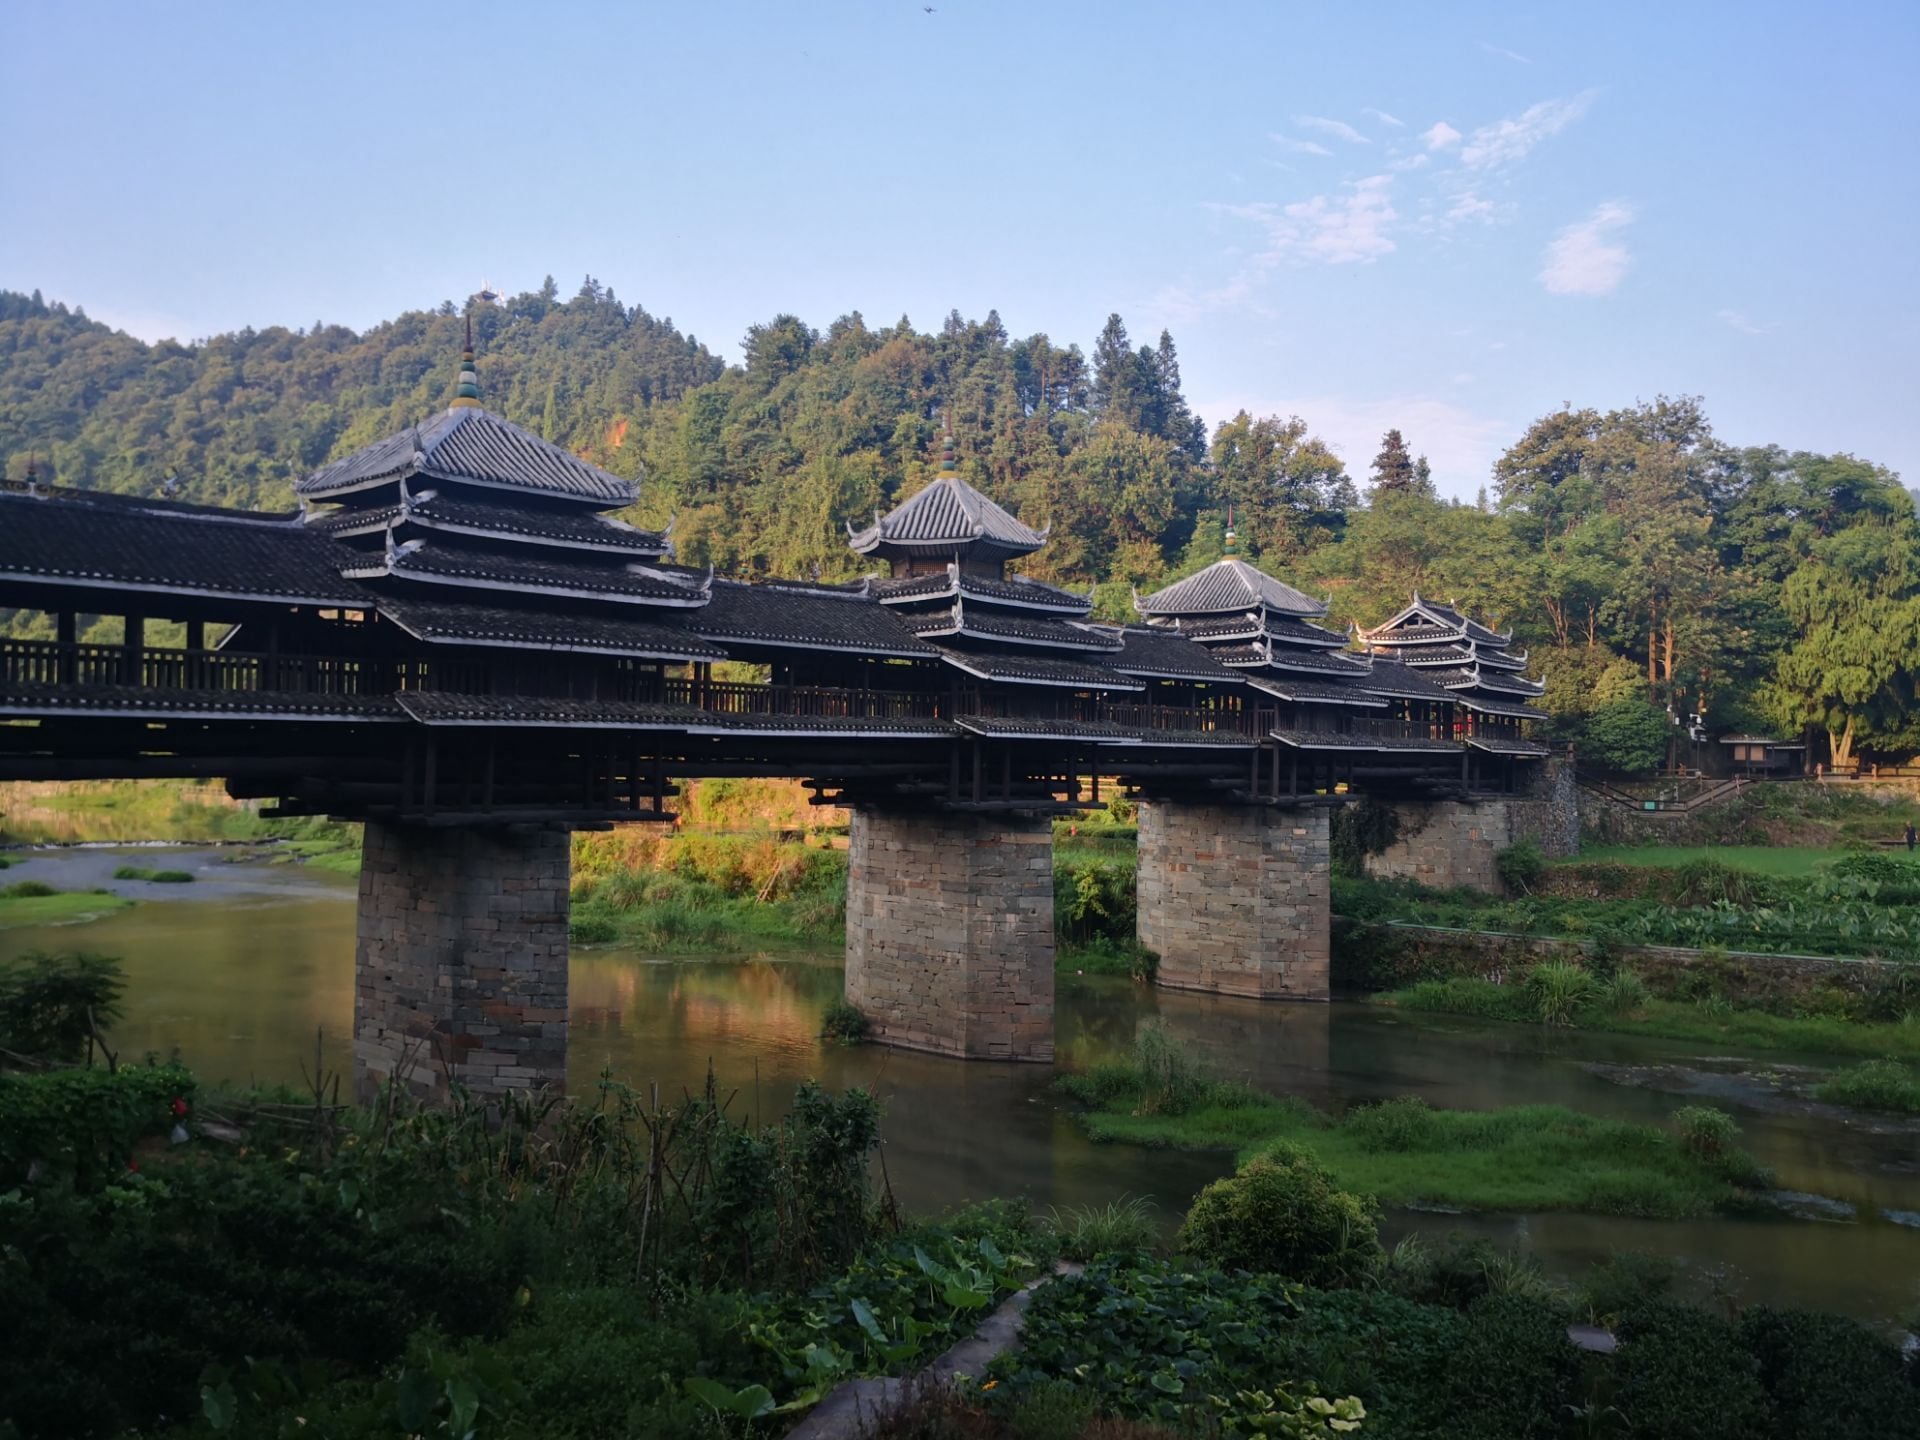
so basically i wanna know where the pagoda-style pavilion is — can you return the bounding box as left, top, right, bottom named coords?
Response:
left=0, top=331, right=1573, bottom=1091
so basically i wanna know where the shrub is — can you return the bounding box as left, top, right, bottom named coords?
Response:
left=1671, top=1104, right=1740, bottom=1163
left=820, top=998, right=870, bottom=1044
left=1046, top=1194, right=1158, bottom=1262
left=1494, top=838, right=1547, bottom=894
left=1579, top=1251, right=1678, bottom=1324
left=1523, top=960, right=1599, bottom=1025
left=1375, top=1234, right=1565, bottom=1310
left=1177, top=1148, right=1382, bottom=1286
left=1, top=878, right=58, bottom=898
left=1615, top=1300, right=1773, bottom=1440
left=110, top=864, right=194, bottom=883
left=0, top=951, right=125, bottom=1061
left=1585, top=698, right=1671, bottom=775
left=1739, top=1306, right=1920, bottom=1440
left=1331, top=797, right=1401, bottom=878
left=1815, top=1058, right=1920, bottom=1113
left=0, top=1060, right=194, bottom=1188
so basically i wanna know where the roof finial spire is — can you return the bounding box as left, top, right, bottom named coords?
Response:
left=938, top=408, right=957, bottom=478
left=450, top=313, right=482, bottom=409
left=1223, top=500, right=1238, bottom=556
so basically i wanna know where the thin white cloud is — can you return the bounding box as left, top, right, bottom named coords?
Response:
left=1540, top=201, right=1634, bottom=296
left=1422, top=121, right=1462, bottom=152
left=1447, top=192, right=1500, bottom=223
left=1269, top=133, right=1333, bottom=157
left=1364, top=108, right=1405, bottom=128
left=1460, top=93, right=1595, bottom=169
left=1391, top=153, right=1431, bottom=172
left=1478, top=40, right=1533, bottom=64
left=1295, top=114, right=1371, bottom=145
left=1220, top=175, right=1398, bottom=266
left=1718, top=308, right=1779, bottom=336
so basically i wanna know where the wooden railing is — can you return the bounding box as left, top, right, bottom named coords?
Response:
left=2, top=637, right=1513, bottom=747
left=661, top=678, right=947, bottom=721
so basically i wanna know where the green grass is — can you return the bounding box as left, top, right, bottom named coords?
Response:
left=110, top=865, right=195, bottom=883
left=0, top=890, right=136, bottom=929
left=1380, top=977, right=1920, bottom=1061
left=1567, top=845, right=1845, bottom=877
left=1058, top=936, right=1158, bottom=978
left=1065, top=1077, right=1763, bottom=1219
left=1814, top=1059, right=1920, bottom=1113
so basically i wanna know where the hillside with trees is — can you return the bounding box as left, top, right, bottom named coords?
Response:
left=2, top=281, right=1915, bottom=767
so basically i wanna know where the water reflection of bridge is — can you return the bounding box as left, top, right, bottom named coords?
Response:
left=1, top=342, right=1557, bottom=1099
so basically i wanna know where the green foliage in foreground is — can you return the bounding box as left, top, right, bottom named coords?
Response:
left=0, top=1061, right=193, bottom=1189
left=1382, top=975, right=1920, bottom=1060
left=987, top=1258, right=1920, bottom=1440
left=1816, top=1059, right=1920, bottom=1113
left=1059, top=1027, right=1767, bottom=1219
left=1179, top=1148, right=1382, bottom=1286
left=0, top=950, right=125, bottom=1060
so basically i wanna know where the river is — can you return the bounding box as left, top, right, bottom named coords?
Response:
left=5, top=843, right=1918, bottom=1325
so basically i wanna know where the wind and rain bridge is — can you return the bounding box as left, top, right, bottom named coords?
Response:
left=0, top=341, right=1567, bottom=1099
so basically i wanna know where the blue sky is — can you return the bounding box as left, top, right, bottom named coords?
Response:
left=3, top=1, right=1916, bottom=498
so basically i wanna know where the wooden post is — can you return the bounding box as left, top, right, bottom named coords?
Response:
left=56, top=612, right=76, bottom=684
left=122, top=614, right=145, bottom=686
left=185, top=619, right=205, bottom=688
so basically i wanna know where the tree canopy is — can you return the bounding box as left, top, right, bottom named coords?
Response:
left=2, top=285, right=1913, bottom=763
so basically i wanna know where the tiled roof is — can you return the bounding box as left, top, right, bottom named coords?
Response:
left=347, top=542, right=708, bottom=607
left=1355, top=660, right=1457, bottom=702
left=1473, top=645, right=1531, bottom=672
left=848, top=475, right=1046, bottom=558
left=1467, top=735, right=1553, bottom=757
left=1135, top=558, right=1326, bottom=619
left=1270, top=729, right=1461, bottom=753
left=955, top=715, right=1140, bottom=742
left=689, top=580, right=939, bottom=658
left=299, top=407, right=637, bottom=507
left=935, top=648, right=1142, bottom=691
left=1097, top=626, right=1244, bottom=682
left=0, top=489, right=367, bottom=606
left=1246, top=676, right=1389, bottom=707
left=869, top=569, right=1091, bottom=613
left=1215, top=643, right=1372, bottom=675
left=1461, top=667, right=1546, bottom=697
left=0, top=681, right=402, bottom=721
left=902, top=606, right=1120, bottom=652
left=1180, top=613, right=1348, bottom=646
left=1381, top=643, right=1475, bottom=666
left=1108, top=725, right=1256, bottom=748
left=1457, top=696, right=1549, bottom=721
left=1361, top=596, right=1510, bottom=647
left=376, top=595, right=724, bottom=660
left=405, top=494, right=667, bottom=554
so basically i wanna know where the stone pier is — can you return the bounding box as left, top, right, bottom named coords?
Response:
left=353, top=820, right=571, bottom=1104
left=843, top=807, right=1054, bottom=1061
left=1137, top=802, right=1330, bottom=1000
left=1363, top=760, right=1578, bottom=894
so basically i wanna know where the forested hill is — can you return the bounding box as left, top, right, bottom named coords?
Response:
left=3, top=280, right=1918, bottom=764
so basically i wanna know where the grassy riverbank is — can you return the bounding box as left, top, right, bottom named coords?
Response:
left=0, top=884, right=135, bottom=929
left=1058, top=1024, right=1768, bottom=1220
left=1378, top=975, right=1920, bottom=1061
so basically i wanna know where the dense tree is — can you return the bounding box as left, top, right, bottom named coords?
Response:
left=2, top=287, right=1913, bottom=765
left=1366, top=429, right=1418, bottom=499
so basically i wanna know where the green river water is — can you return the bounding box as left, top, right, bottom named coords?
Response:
left=5, top=844, right=1918, bottom=1326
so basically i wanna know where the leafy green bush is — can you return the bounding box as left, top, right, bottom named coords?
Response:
left=1331, top=797, right=1401, bottom=878
left=0, top=1060, right=193, bottom=1188
left=1585, top=698, right=1671, bottom=775
left=821, top=997, right=870, bottom=1044
left=1177, top=1147, right=1381, bottom=1286
left=1739, top=1306, right=1920, bottom=1439
left=1815, top=1058, right=1920, bottom=1113
left=1373, top=1234, right=1565, bottom=1311
left=1614, top=1299, right=1774, bottom=1440
left=1, top=878, right=58, bottom=898
left=1494, top=838, right=1546, bottom=894
left=1578, top=1251, right=1678, bottom=1324
left=1053, top=851, right=1136, bottom=943
left=0, top=950, right=125, bottom=1060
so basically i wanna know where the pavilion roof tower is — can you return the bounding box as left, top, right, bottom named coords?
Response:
left=847, top=418, right=1047, bottom=574
left=1358, top=593, right=1548, bottom=729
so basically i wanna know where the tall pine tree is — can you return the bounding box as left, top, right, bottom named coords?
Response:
left=1367, top=428, right=1417, bottom=499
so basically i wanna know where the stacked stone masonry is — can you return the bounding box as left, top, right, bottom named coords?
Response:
left=354, top=820, right=570, bottom=1103
left=1137, top=801, right=1331, bottom=1000
left=844, top=807, right=1055, bottom=1061
left=1365, top=760, right=1578, bottom=894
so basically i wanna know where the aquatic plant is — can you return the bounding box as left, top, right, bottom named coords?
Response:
left=1524, top=960, right=1600, bottom=1025
left=1815, top=1058, right=1920, bottom=1113
left=820, top=997, right=870, bottom=1044
left=1046, top=1193, right=1158, bottom=1261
